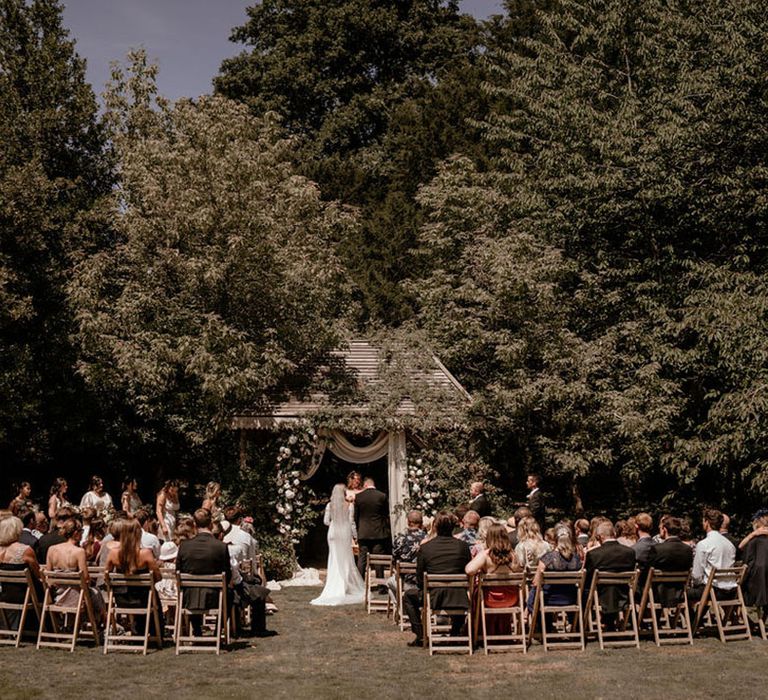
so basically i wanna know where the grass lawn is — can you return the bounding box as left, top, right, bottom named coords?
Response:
left=1, top=584, right=766, bottom=700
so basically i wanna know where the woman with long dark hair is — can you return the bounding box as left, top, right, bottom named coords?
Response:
left=156, top=480, right=180, bottom=542
left=121, top=477, right=142, bottom=516
left=8, top=482, right=33, bottom=516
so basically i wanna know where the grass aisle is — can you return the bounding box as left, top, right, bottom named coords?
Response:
left=1, top=585, right=766, bottom=699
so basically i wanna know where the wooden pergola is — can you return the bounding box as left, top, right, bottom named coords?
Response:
left=231, top=339, right=471, bottom=533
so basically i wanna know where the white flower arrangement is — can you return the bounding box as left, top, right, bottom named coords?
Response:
left=406, top=454, right=441, bottom=517
left=274, top=426, right=319, bottom=545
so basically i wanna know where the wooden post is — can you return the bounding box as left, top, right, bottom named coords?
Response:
left=239, top=430, right=247, bottom=472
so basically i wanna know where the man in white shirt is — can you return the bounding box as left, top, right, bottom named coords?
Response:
left=688, top=508, right=736, bottom=605
left=136, top=509, right=161, bottom=559
left=223, top=506, right=258, bottom=569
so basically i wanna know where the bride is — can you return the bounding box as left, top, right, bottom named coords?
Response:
left=311, top=483, right=365, bottom=606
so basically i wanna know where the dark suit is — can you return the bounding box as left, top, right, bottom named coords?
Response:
left=647, top=536, right=694, bottom=608
left=403, top=535, right=471, bottom=640
left=584, top=540, right=637, bottom=625
left=177, top=532, right=231, bottom=634
left=468, top=493, right=491, bottom=518
left=527, top=489, right=546, bottom=532
left=18, top=529, right=39, bottom=555
left=354, top=488, right=391, bottom=577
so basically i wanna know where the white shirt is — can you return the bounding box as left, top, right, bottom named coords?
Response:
left=692, top=530, right=736, bottom=588
left=141, top=530, right=161, bottom=559
left=527, top=487, right=540, bottom=499
left=223, top=524, right=258, bottom=564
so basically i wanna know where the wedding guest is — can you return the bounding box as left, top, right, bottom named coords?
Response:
left=222, top=506, right=258, bottom=563
left=584, top=520, right=636, bottom=630
left=471, top=516, right=497, bottom=557
left=175, top=516, right=197, bottom=544
left=84, top=518, right=106, bottom=563
left=176, top=508, right=231, bottom=636
left=8, top=482, right=33, bottom=516
left=515, top=517, right=551, bottom=570
left=587, top=516, right=611, bottom=550
left=719, top=513, right=740, bottom=551
left=155, top=540, right=179, bottom=612
left=687, top=508, right=736, bottom=607
left=739, top=510, right=768, bottom=624
left=575, top=519, right=590, bottom=548
left=105, top=518, right=162, bottom=634
left=46, top=519, right=106, bottom=623
left=79, top=475, right=113, bottom=514
left=633, top=513, right=654, bottom=568
left=136, top=508, right=161, bottom=558
left=403, top=512, right=471, bottom=647
left=507, top=506, right=532, bottom=548
left=202, top=481, right=223, bottom=520
left=121, top=477, right=142, bottom=516
left=156, top=479, right=180, bottom=542
left=387, top=510, right=427, bottom=602
left=32, top=512, right=48, bottom=539
left=0, top=516, right=43, bottom=629
left=37, top=507, right=75, bottom=566
left=79, top=507, right=96, bottom=545
left=528, top=523, right=582, bottom=614
left=98, top=518, right=126, bottom=568
left=616, top=518, right=637, bottom=547
left=466, top=523, right=522, bottom=639
left=646, top=516, right=694, bottom=608
left=468, top=481, right=491, bottom=517
left=455, top=510, right=480, bottom=546
left=544, top=527, right=557, bottom=548
left=680, top=518, right=696, bottom=549
left=18, top=510, right=39, bottom=553
left=47, top=478, right=71, bottom=519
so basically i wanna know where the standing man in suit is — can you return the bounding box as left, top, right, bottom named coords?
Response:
left=176, top=508, right=232, bottom=636
left=468, top=481, right=491, bottom=517
left=354, top=477, right=391, bottom=579
left=584, top=520, right=637, bottom=630
left=403, top=512, right=472, bottom=646
left=526, top=474, right=546, bottom=533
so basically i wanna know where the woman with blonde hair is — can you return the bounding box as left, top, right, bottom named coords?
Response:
left=202, top=481, right=222, bottom=519
left=0, top=516, right=42, bottom=629
left=471, top=516, right=497, bottom=557
left=528, top=522, right=582, bottom=614
left=515, top=516, right=551, bottom=569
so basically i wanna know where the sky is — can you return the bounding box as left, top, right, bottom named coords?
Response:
left=61, top=1, right=506, bottom=102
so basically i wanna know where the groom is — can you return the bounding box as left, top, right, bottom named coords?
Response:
left=354, top=476, right=391, bottom=579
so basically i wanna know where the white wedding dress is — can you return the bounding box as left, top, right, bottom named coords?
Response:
left=311, top=485, right=365, bottom=606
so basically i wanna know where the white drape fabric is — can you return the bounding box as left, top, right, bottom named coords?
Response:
left=326, top=431, right=389, bottom=463
left=387, top=430, right=409, bottom=535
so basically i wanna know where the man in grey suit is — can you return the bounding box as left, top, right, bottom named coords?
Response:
left=354, top=477, right=391, bottom=578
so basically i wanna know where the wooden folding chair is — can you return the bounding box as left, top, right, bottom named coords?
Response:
left=103, top=572, right=163, bottom=654
left=693, top=566, right=751, bottom=643
left=636, top=569, right=693, bottom=646
left=423, top=573, right=473, bottom=655
left=0, top=568, right=41, bottom=647
left=37, top=570, right=102, bottom=651
left=174, top=573, right=229, bottom=654
left=528, top=570, right=586, bottom=651
left=395, top=561, right=417, bottom=631
left=477, top=571, right=527, bottom=654
left=585, top=569, right=640, bottom=649
left=365, top=554, right=392, bottom=615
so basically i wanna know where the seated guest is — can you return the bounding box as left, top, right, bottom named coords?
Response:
left=32, top=512, right=48, bottom=539
left=403, top=512, right=471, bottom=647
left=387, top=510, right=428, bottom=602
left=739, top=509, right=768, bottom=623
left=471, top=516, right=497, bottom=557
left=616, top=518, right=637, bottom=547
left=222, top=506, right=258, bottom=564
left=455, top=510, right=479, bottom=545
left=0, top=516, right=43, bottom=631
left=37, top=507, right=75, bottom=566
left=105, top=518, right=163, bottom=633
left=528, top=523, right=582, bottom=614
left=646, top=516, right=694, bottom=608
left=680, top=518, right=696, bottom=549
left=587, top=516, right=611, bottom=551
left=687, top=508, right=736, bottom=605
left=575, top=519, right=590, bottom=548
left=632, top=513, right=654, bottom=568
left=79, top=507, right=96, bottom=545
left=544, top=527, right=557, bottom=549
left=466, top=523, right=523, bottom=638
left=155, top=540, right=179, bottom=611
left=98, top=518, right=126, bottom=568
left=18, top=510, right=39, bottom=554
left=83, top=518, right=106, bottom=563
left=584, top=520, right=636, bottom=630
left=515, top=517, right=551, bottom=570
left=136, top=508, right=161, bottom=558
left=508, top=506, right=532, bottom=548
left=719, top=514, right=740, bottom=551
left=176, top=508, right=232, bottom=636
left=46, top=519, right=106, bottom=623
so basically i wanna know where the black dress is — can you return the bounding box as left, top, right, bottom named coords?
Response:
left=743, top=535, right=768, bottom=607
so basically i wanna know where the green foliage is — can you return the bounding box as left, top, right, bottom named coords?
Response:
left=0, top=0, right=110, bottom=473
left=70, top=52, right=358, bottom=446
left=413, top=0, right=768, bottom=518
left=216, top=0, right=487, bottom=323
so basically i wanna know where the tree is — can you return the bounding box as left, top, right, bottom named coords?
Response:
left=0, top=0, right=110, bottom=477
left=70, top=52, right=358, bottom=447
left=413, top=0, right=768, bottom=515
left=215, top=0, right=486, bottom=323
